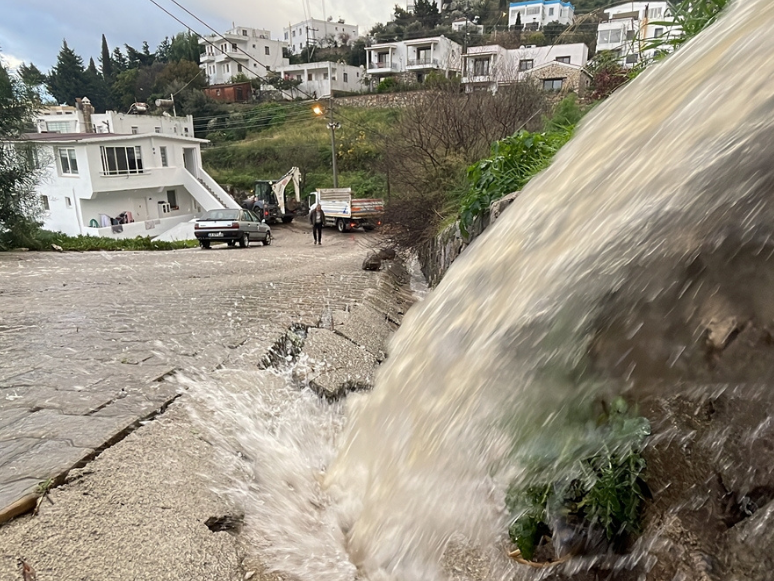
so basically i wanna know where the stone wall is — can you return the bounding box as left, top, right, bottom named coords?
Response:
left=529, top=63, right=592, bottom=95
left=417, top=191, right=520, bottom=287
left=335, top=91, right=431, bottom=109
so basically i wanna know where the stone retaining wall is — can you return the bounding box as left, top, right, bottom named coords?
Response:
left=417, top=191, right=520, bottom=287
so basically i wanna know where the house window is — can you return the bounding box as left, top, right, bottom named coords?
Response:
left=648, top=7, right=663, bottom=18
left=598, top=29, right=623, bottom=44
left=265, top=46, right=270, bottom=55
left=526, top=6, right=540, bottom=15
left=293, top=30, right=296, bottom=37
left=231, top=43, right=238, bottom=51
left=654, top=27, right=664, bottom=37
left=296, top=74, right=302, bottom=81
left=154, top=126, right=161, bottom=133
left=543, top=78, right=564, bottom=91
left=626, top=53, right=639, bottom=64
left=100, top=146, right=144, bottom=175
left=284, top=32, right=289, bottom=40
left=58, top=147, right=78, bottom=175
left=131, top=126, right=138, bottom=135
left=224, top=63, right=230, bottom=74
left=323, top=72, right=329, bottom=80
left=473, top=58, right=490, bottom=76
left=343, top=72, right=348, bottom=82
left=242, top=29, right=247, bottom=36
left=556, top=56, right=571, bottom=64
left=46, top=121, right=72, bottom=133
left=184, top=127, right=189, bottom=135
left=160, top=146, right=168, bottom=167
left=548, top=7, right=554, bottom=16
left=626, top=30, right=636, bottom=40
left=41, top=195, right=50, bottom=211
left=65, top=197, right=72, bottom=208
left=238, top=64, right=243, bottom=72
left=519, top=59, right=534, bottom=71
left=167, top=190, right=178, bottom=209
left=308, top=73, right=313, bottom=81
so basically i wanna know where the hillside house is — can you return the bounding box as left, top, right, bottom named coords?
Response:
left=199, top=26, right=289, bottom=85
left=366, top=36, right=462, bottom=84
left=597, top=1, right=678, bottom=66
left=462, top=43, right=589, bottom=93
left=508, top=0, right=575, bottom=29
left=283, top=17, right=359, bottom=54
left=23, top=132, right=239, bottom=239
left=274, top=62, right=365, bottom=99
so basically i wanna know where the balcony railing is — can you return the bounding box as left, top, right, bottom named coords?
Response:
left=407, top=58, right=439, bottom=67
left=369, top=62, right=399, bottom=71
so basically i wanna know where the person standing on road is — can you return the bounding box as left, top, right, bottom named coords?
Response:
left=310, top=203, right=325, bottom=245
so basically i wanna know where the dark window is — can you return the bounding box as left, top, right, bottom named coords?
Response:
left=58, top=147, right=78, bottom=175
left=626, top=53, right=639, bottom=64
left=41, top=195, right=50, bottom=210
left=167, top=190, right=177, bottom=209
left=473, top=58, right=490, bottom=76
left=343, top=72, right=348, bottom=82
left=231, top=43, right=238, bottom=51
left=160, top=146, right=168, bottom=167
left=556, top=56, right=571, bottom=64
left=654, top=27, right=664, bottom=37
left=542, top=78, right=564, bottom=91
left=265, top=46, right=270, bottom=55
left=519, top=59, right=534, bottom=71
left=100, top=146, right=144, bottom=175
left=626, top=30, right=635, bottom=40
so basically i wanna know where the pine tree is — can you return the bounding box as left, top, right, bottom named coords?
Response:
left=17, top=63, right=46, bottom=103
left=46, top=40, right=87, bottom=105
left=100, top=34, right=113, bottom=80
left=112, top=47, right=128, bottom=73
left=85, top=57, right=109, bottom=112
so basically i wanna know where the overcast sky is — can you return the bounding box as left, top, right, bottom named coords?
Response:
left=0, top=0, right=397, bottom=71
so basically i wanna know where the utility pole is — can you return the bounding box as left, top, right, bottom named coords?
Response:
left=327, top=96, right=340, bottom=188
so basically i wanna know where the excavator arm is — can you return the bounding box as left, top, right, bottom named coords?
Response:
left=271, top=167, right=301, bottom=217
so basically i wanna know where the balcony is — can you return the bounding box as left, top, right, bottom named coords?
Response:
left=407, top=58, right=440, bottom=69
left=367, top=62, right=400, bottom=73
left=461, top=74, right=492, bottom=84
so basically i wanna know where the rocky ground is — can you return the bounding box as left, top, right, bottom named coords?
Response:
left=0, top=222, right=412, bottom=581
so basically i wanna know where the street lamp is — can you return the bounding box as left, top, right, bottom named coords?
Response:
left=314, top=101, right=341, bottom=188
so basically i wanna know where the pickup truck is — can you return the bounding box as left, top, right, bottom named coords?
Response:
left=308, top=188, right=384, bottom=233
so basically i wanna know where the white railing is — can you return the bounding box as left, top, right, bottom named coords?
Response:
left=196, top=168, right=240, bottom=209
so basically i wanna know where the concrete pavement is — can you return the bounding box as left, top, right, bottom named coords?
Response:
left=0, top=222, right=404, bottom=580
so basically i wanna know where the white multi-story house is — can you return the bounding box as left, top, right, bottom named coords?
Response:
left=283, top=18, right=359, bottom=54
left=508, top=0, right=575, bottom=29
left=596, top=1, right=678, bottom=67
left=22, top=131, right=239, bottom=239
left=274, top=62, right=365, bottom=99
left=462, top=43, right=590, bottom=93
left=365, top=36, right=463, bottom=84
left=451, top=18, right=485, bottom=35
left=35, top=102, right=194, bottom=137
left=199, top=26, right=289, bottom=85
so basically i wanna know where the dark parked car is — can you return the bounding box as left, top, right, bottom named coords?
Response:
left=194, top=209, right=272, bottom=249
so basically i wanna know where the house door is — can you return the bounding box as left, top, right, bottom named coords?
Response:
left=183, top=148, right=198, bottom=176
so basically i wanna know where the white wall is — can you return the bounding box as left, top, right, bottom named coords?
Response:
left=275, top=63, right=365, bottom=98
left=283, top=18, right=359, bottom=54
left=200, top=26, right=289, bottom=85
left=508, top=1, right=575, bottom=28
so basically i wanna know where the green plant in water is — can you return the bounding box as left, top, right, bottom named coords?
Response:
left=506, top=398, right=650, bottom=560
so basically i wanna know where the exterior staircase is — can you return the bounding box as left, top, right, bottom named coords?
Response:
left=197, top=177, right=230, bottom=208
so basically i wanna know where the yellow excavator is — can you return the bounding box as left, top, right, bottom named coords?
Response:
left=242, top=167, right=302, bottom=224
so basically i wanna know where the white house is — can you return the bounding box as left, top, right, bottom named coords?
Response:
left=199, top=26, right=289, bottom=85
left=508, top=0, right=575, bottom=29
left=365, top=36, right=463, bottom=84
left=451, top=18, right=485, bottom=35
left=23, top=131, right=239, bottom=239
left=597, top=1, right=677, bottom=67
left=283, top=18, right=359, bottom=54
left=36, top=102, right=194, bottom=137
left=274, top=62, right=365, bottom=99
left=462, top=43, right=589, bottom=93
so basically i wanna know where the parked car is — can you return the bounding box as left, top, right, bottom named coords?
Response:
left=194, top=209, right=272, bottom=249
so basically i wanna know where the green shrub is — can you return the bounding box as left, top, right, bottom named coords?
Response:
left=376, top=77, right=398, bottom=93
left=506, top=398, right=650, bottom=560
left=2, top=230, right=198, bottom=252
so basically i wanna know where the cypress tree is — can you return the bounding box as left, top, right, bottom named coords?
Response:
left=100, top=34, right=113, bottom=80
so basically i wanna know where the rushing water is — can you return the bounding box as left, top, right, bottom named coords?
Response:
left=189, top=1, right=774, bottom=579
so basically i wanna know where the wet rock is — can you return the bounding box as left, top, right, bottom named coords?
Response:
left=335, top=305, right=394, bottom=361
left=362, top=253, right=381, bottom=271
left=297, top=328, right=376, bottom=399
left=51, top=244, right=63, bottom=252
left=377, top=247, right=397, bottom=261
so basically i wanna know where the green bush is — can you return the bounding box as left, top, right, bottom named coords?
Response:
left=376, top=77, right=398, bottom=93
left=506, top=398, right=650, bottom=560
left=1, top=229, right=198, bottom=252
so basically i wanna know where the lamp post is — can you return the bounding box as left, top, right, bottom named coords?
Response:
left=314, top=99, right=341, bottom=188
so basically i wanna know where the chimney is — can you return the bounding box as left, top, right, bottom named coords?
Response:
left=81, top=97, right=95, bottom=133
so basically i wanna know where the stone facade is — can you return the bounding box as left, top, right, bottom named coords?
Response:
left=527, top=62, right=592, bottom=95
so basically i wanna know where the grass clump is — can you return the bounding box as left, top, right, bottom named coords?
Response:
left=506, top=398, right=650, bottom=561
